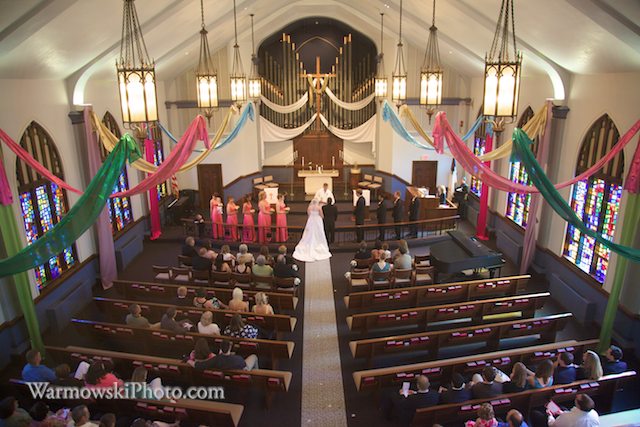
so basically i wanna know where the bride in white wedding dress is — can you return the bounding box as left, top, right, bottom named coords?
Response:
left=293, top=198, right=332, bottom=262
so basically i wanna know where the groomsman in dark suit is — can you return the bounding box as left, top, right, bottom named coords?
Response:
left=408, top=195, right=419, bottom=238
left=376, top=194, right=387, bottom=241
left=354, top=190, right=366, bottom=242
left=322, top=197, right=338, bottom=243
left=392, top=191, right=403, bottom=239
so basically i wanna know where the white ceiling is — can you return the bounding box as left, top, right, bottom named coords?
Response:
left=0, top=0, right=638, bottom=90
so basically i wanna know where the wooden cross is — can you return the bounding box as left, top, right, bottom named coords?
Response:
left=301, top=56, right=335, bottom=131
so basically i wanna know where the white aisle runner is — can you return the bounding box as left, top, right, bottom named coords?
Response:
left=300, top=259, right=348, bottom=426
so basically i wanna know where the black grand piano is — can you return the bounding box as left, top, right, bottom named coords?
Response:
left=430, top=230, right=505, bottom=280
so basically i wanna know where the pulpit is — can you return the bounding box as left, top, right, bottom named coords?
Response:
left=406, top=186, right=458, bottom=230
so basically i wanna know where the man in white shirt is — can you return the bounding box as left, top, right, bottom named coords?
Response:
left=548, top=394, right=599, bottom=427
left=314, top=183, right=335, bottom=205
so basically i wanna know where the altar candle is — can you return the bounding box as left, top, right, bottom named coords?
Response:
left=301, top=156, right=304, bottom=166
left=332, top=156, right=335, bottom=168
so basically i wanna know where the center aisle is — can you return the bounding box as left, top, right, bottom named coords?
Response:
left=301, top=259, right=348, bottom=426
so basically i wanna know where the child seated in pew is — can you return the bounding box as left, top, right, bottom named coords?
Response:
left=465, top=402, right=499, bottom=427
left=193, top=288, right=227, bottom=310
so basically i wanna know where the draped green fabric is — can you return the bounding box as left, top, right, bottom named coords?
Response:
left=512, top=128, right=640, bottom=262
left=0, top=135, right=140, bottom=277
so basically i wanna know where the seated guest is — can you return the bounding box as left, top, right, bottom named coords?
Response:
left=201, top=241, right=218, bottom=259
left=130, top=366, right=165, bottom=400
left=465, top=402, right=498, bottom=427
left=603, top=345, right=627, bottom=374
left=577, top=350, right=603, bottom=381
left=84, top=361, right=123, bottom=388
left=22, top=349, right=56, bottom=382
left=29, top=401, right=68, bottom=427
left=98, top=413, right=116, bottom=427
left=502, top=362, right=530, bottom=393
left=0, top=396, right=32, bottom=427
left=192, top=340, right=258, bottom=371
left=193, top=288, right=225, bottom=310
left=274, top=254, right=299, bottom=278
left=381, top=242, right=392, bottom=260
left=223, top=314, right=258, bottom=339
left=253, top=292, right=274, bottom=315
left=471, top=366, right=503, bottom=399
left=188, top=338, right=215, bottom=363
left=354, top=241, right=371, bottom=260
left=439, top=373, right=471, bottom=404
left=227, top=287, right=249, bottom=312
left=371, top=251, right=392, bottom=274
left=53, top=364, right=83, bottom=387
left=253, top=255, right=274, bottom=278
left=126, top=303, right=158, bottom=329
left=214, top=253, right=232, bottom=273
left=181, top=236, right=197, bottom=258
left=236, top=244, right=255, bottom=265
left=70, top=405, right=98, bottom=427
left=394, top=240, right=412, bottom=269
left=371, top=239, right=384, bottom=260
left=497, top=410, right=528, bottom=427
left=381, top=375, right=439, bottom=426
left=554, top=352, right=578, bottom=384
left=174, top=286, right=191, bottom=306
left=221, top=245, right=236, bottom=265
left=547, top=393, right=599, bottom=426
left=278, top=245, right=298, bottom=268
left=197, top=311, right=220, bottom=335
left=528, top=359, right=554, bottom=389
left=235, top=256, right=252, bottom=274
left=259, top=246, right=274, bottom=265
left=192, top=247, right=213, bottom=271
left=160, top=307, right=192, bottom=333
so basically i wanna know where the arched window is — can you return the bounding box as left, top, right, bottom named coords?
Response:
left=16, top=121, right=77, bottom=289
left=101, top=112, right=133, bottom=234
left=505, top=107, right=539, bottom=227
left=563, top=114, right=624, bottom=284
left=149, top=126, right=167, bottom=200
left=470, top=110, right=488, bottom=197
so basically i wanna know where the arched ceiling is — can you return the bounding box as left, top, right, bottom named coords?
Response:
left=1, top=0, right=639, bottom=101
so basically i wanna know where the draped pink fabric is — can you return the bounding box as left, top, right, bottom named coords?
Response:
left=476, top=133, right=492, bottom=240
left=433, top=113, right=640, bottom=194
left=145, top=138, right=162, bottom=240
left=0, top=152, right=13, bottom=205
left=624, top=137, right=640, bottom=194
left=84, top=107, right=117, bottom=289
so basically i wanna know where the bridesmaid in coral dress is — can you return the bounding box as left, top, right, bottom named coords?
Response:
left=275, top=194, right=290, bottom=242
left=242, top=196, right=256, bottom=242
left=226, top=197, right=239, bottom=241
left=209, top=194, right=221, bottom=239
left=257, top=191, right=274, bottom=243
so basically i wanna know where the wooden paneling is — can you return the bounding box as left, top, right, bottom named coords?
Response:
left=411, top=160, right=437, bottom=191
left=197, top=164, right=223, bottom=209
left=293, top=132, right=343, bottom=179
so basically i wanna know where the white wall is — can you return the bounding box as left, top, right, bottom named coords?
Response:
left=263, top=141, right=294, bottom=166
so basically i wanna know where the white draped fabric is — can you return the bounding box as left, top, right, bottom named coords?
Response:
left=325, top=87, right=376, bottom=111
left=260, top=93, right=309, bottom=114
left=259, top=113, right=317, bottom=142
left=319, top=114, right=376, bottom=146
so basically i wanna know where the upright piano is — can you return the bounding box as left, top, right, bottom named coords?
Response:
left=430, top=230, right=505, bottom=279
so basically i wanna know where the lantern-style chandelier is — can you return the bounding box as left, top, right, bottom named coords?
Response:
left=248, top=14, right=261, bottom=100
left=391, top=0, right=407, bottom=105
left=195, top=0, right=218, bottom=122
left=483, top=0, right=522, bottom=118
left=230, top=0, right=247, bottom=105
left=116, top=0, right=159, bottom=125
left=374, top=13, right=388, bottom=99
left=419, top=0, right=443, bottom=122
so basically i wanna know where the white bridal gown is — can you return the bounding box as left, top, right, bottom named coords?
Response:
left=293, top=205, right=332, bottom=262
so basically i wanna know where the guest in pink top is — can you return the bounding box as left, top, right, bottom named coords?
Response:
left=275, top=194, right=289, bottom=242
left=242, top=196, right=256, bottom=242
left=257, top=191, right=273, bottom=243
left=210, top=194, right=224, bottom=239
left=84, top=361, right=123, bottom=389
left=226, top=197, right=239, bottom=241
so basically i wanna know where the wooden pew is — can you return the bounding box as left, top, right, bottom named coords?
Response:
left=44, top=345, right=291, bottom=409
left=352, top=339, right=599, bottom=392
left=349, top=313, right=573, bottom=364
left=71, top=319, right=294, bottom=366
left=411, top=371, right=636, bottom=426
left=93, top=297, right=296, bottom=334
left=346, top=292, right=549, bottom=334
left=344, top=274, right=531, bottom=310
left=113, top=279, right=298, bottom=311
left=8, top=379, right=244, bottom=427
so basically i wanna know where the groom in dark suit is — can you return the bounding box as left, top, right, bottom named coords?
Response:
left=354, top=189, right=366, bottom=242
left=322, top=197, right=338, bottom=243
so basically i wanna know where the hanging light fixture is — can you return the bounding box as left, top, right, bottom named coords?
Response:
left=483, top=0, right=522, bottom=118
left=116, top=0, right=158, bottom=125
left=374, top=13, right=388, bottom=99
left=248, top=14, right=261, bottom=100
left=391, top=0, right=407, bottom=105
left=230, top=0, right=246, bottom=105
left=195, top=0, right=218, bottom=122
left=419, top=0, right=443, bottom=122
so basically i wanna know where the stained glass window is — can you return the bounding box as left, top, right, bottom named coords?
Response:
left=470, top=111, right=487, bottom=197
left=506, top=107, right=538, bottom=227
left=101, top=112, right=133, bottom=234
left=563, top=115, right=624, bottom=284
left=16, top=121, right=77, bottom=289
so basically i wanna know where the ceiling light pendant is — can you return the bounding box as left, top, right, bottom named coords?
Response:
left=248, top=14, right=261, bottom=100
left=230, top=0, right=247, bottom=105
left=391, top=0, right=407, bottom=106
left=195, top=0, right=218, bottom=123
left=419, top=0, right=443, bottom=122
left=374, top=13, right=388, bottom=99
left=483, top=0, right=522, bottom=118
left=116, top=0, right=159, bottom=126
